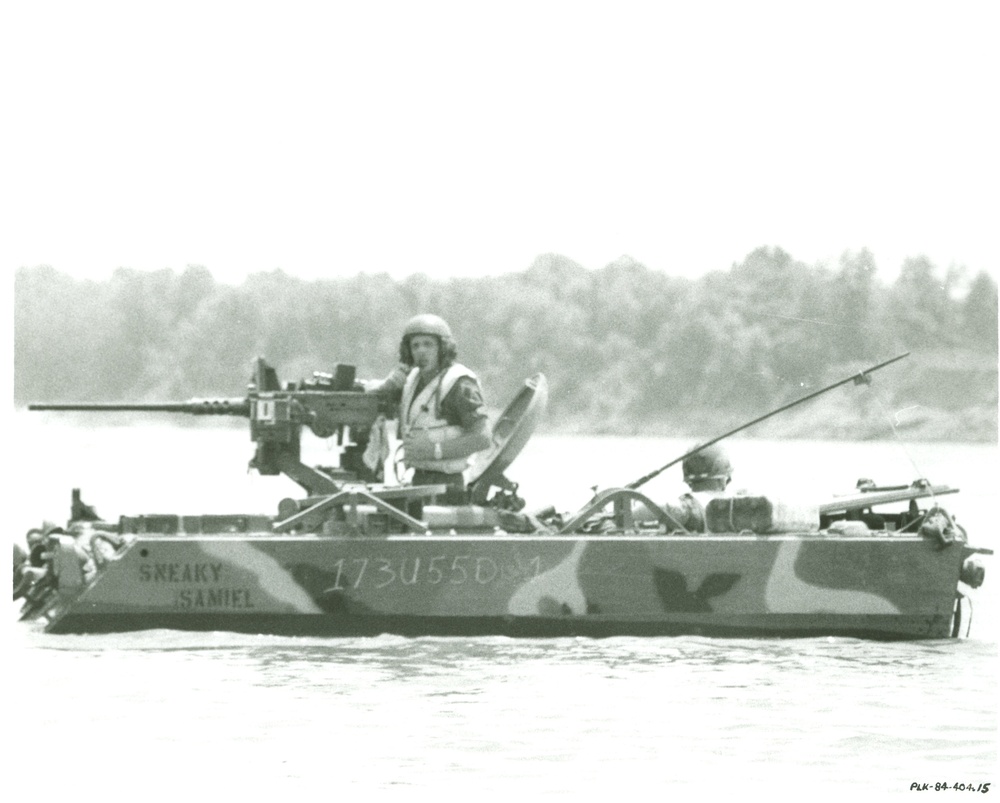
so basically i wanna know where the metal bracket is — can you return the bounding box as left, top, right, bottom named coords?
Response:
left=558, top=487, right=688, bottom=534
left=274, top=484, right=447, bottom=534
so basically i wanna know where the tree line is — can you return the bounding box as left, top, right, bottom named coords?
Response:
left=13, top=248, right=998, bottom=440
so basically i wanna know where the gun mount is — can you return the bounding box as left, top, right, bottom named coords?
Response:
left=29, top=358, right=395, bottom=496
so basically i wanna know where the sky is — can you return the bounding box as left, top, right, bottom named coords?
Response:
left=3, top=1, right=999, bottom=286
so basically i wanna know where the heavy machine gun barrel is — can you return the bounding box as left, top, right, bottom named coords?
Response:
left=28, top=399, right=251, bottom=415
left=28, top=358, right=391, bottom=496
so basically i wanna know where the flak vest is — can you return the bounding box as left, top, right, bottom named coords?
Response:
left=400, top=363, right=478, bottom=474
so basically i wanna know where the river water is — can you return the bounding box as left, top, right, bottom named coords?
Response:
left=9, top=418, right=998, bottom=798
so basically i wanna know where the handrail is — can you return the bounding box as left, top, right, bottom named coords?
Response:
left=558, top=487, right=689, bottom=534
left=274, top=485, right=446, bottom=534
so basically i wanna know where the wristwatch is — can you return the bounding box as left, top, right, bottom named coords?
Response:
left=433, top=442, right=443, bottom=460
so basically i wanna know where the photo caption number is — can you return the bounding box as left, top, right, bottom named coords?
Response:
left=908, top=782, right=990, bottom=793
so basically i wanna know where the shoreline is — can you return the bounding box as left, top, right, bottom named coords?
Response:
left=539, top=407, right=998, bottom=444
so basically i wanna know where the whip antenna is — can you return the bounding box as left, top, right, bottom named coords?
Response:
left=626, top=352, right=911, bottom=491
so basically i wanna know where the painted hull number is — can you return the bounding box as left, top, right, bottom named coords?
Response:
left=326, top=555, right=542, bottom=591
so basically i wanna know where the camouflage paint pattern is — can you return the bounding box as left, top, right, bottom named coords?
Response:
left=39, top=531, right=975, bottom=639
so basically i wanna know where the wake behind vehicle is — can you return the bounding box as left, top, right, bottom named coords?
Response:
left=15, top=355, right=990, bottom=639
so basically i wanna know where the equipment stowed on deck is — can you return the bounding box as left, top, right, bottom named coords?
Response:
left=818, top=479, right=960, bottom=533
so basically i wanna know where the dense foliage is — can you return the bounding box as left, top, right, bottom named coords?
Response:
left=13, top=249, right=998, bottom=440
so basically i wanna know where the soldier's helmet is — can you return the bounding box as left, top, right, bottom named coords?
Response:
left=400, top=314, right=457, bottom=365
left=403, top=313, right=453, bottom=340
left=682, top=444, right=732, bottom=485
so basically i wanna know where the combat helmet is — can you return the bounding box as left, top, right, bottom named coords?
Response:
left=682, top=444, right=732, bottom=486
left=399, top=314, right=457, bottom=366
left=403, top=313, right=453, bottom=340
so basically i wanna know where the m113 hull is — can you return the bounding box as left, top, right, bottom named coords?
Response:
left=36, top=529, right=984, bottom=640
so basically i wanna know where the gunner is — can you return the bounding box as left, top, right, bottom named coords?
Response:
left=662, top=444, right=733, bottom=532
left=370, top=314, right=490, bottom=504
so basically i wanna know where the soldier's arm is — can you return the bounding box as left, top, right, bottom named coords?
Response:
left=658, top=496, right=704, bottom=533
left=406, top=418, right=490, bottom=461
left=449, top=377, right=491, bottom=456
left=364, top=364, right=408, bottom=402
left=658, top=502, right=681, bottom=529
left=442, top=417, right=490, bottom=459
left=405, top=377, right=491, bottom=460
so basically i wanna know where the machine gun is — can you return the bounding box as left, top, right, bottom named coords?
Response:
left=29, top=358, right=395, bottom=496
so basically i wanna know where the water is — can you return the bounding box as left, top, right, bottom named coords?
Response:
left=9, top=418, right=998, bottom=796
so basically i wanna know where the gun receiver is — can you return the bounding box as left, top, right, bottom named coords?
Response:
left=29, top=358, right=394, bottom=496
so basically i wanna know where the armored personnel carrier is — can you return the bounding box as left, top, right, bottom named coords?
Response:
left=15, top=356, right=990, bottom=639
